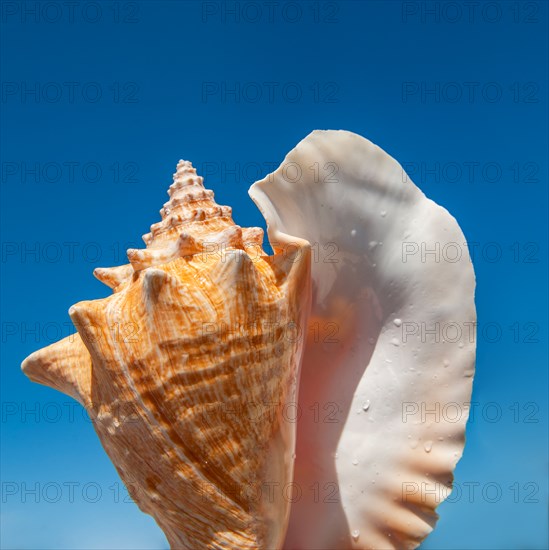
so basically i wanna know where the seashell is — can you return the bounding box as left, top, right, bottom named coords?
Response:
left=22, top=130, right=476, bottom=549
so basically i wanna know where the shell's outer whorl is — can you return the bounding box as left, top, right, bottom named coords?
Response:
left=22, top=161, right=312, bottom=549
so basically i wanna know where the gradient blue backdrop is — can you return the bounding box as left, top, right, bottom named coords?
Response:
left=1, top=1, right=547, bottom=548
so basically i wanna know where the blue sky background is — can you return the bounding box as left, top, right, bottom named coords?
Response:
left=1, top=1, right=547, bottom=548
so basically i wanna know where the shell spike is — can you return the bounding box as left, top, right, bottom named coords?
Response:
left=93, top=264, right=133, bottom=290
left=127, top=232, right=200, bottom=271
left=21, top=334, right=92, bottom=407
left=142, top=268, right=173, bottom=305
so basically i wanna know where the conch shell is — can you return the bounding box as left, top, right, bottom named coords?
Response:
left=22, top=130, right=476, bottom=549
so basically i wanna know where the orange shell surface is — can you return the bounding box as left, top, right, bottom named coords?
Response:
left=22, top=161, right=311, bottom=549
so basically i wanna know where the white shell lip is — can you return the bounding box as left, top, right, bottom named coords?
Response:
left=250, top=130, right=477, bottom=549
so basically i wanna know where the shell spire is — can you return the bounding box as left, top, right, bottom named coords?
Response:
left=93, top=161, right=265, bottom=286
left=128, top=160, right=265, bottom=274
left=142, top=159, right=236, bottom=250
